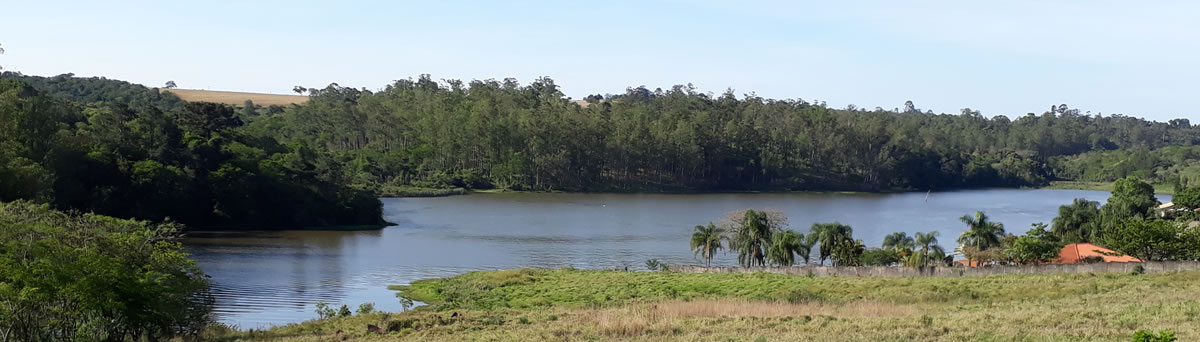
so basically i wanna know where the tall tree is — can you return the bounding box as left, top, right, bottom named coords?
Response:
left=910, top=231, right=945, bottom=268
left=690, top=222, right=723, bottom=267
left=767, top=230, right=805, bottom=266
left=812, top=222, right=854, bottom=266
left=1099, top=177, right=1158, bottom=237
left=1051, top=198, right=1101, bottom=243
left=728, top=209, right=774, bottom=267
left=957, top=211, right=1006, bottom=266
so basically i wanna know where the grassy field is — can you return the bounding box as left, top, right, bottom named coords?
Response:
left=208, top=268, right=1199, bottom=341
left=164, top=89, right=307, bottom=106
left=1044, top=181, right=1175, bottom=195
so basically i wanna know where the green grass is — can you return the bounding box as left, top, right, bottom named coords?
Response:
left=390, top=268, right=1191, bottom=310
left=211, top=269, right=1200, bottom=341
left=1044, top=181, right=1175, bottom=195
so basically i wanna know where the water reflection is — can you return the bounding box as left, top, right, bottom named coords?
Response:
left=185, top=189, right=1165, bottom=328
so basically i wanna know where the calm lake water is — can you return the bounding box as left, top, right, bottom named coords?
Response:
left=184, top=189, right=1166, bottom=328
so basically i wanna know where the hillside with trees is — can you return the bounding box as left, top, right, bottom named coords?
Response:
left=0, top=75, right=384, bottom=230
left=258, top=75, right=1200, bottom=193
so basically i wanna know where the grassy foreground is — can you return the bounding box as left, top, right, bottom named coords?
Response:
left=208, top=269, right=1199, bottom=341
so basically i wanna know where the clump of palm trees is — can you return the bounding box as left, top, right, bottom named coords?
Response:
left=869, top=231, right=949, bottom=268
left=689, top=209, right=863, bottom=267
left=956, top=211, right=1007, bottom=266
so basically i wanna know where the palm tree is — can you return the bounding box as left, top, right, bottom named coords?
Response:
left=767, top=230, right=805, bottom=266
left=832, top=238, right=866, bottom=266
left=730, top=209, right=773, bottom=267
left=1051, top=198, right=1100, bottom=243
left=882, top=231, right=916, bottom=261
left=883, top=232, right=915, bottom=251
left=690, top=222, right=723, bottom=267
left=957, top=211, right=1006, bottom=266
left=800, top=234, right=817, bottom=265
left=812, top=222, right=854, bottom=265
left=911, top=231, right=945, bottom=268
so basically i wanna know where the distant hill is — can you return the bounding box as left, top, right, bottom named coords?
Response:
left=164, top=89, right=308, bottom=106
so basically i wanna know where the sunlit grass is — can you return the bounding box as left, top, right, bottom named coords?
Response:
left=206, top=269, right=1200, bottom=341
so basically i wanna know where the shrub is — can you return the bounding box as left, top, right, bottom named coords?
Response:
left=314, top=302, right=336, bottom=319
left=1132, top=330, right=1177, bottom=342
left=1132, top=265, right=1146, bottom=275
left=338, top=304, right=352, bottom=317
left=357, top=302, right=376, bottom=315
left=919, top=314, right=934, bottom=327
left=0, top=201, right=213, bottom=341
left=645, top=259, right=664, bottom=271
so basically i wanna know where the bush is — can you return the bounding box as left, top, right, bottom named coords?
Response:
left=357, top=302, right=376, bottom=315
left=315, top=302, right=336, bottom=319
left=338, top=304, right=352, bottom=317
left=1132, top=330, right=1177, bottom=342
left=860, top=248, right=901, bottom=266
left=1132, top=265, right=1146, bottom=275
left=0, top=201, right=212, bottom=341
left=645, top=259, right=664, bottom=271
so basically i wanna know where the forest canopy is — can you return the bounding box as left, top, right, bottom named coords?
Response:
left=0, top=73, right=384, bottom=230
left=253, top=75, right=1199, bottom=193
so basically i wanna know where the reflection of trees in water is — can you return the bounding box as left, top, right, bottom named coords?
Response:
left=191, top=231, right=374, bottom=316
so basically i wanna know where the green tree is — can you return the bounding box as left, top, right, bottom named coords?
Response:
left=859, top=248, right=900, bottom=266
left=1173, top=186, right=1200, bottom=209
left=0, top=201, right=212, bottom=341
left=909, top=231, right=946, bottom=268
left=1051, top=198, right=1101, bottom=243
left=766, top=230, right=805, bottom=266
left=832, top=238, right=866, bottom=266
left=811, top=222, right=853, bottom=265
left=1099, top=177, right=1158, bottom=236
left=1102, top=218, right=1199, bottom=261
left=1007, top=223, right=1063, bottom=265
left=728, top=209, right=774, bottom=267
left=690, top=222, right=723, bottom=266
left=957, top=211, right=1006, bottom=266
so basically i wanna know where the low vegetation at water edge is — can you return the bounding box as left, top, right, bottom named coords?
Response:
left=210, top=268, right=1199, bottom=341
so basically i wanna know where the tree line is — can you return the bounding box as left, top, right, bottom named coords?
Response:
left=259, top=75, right=1200, bottom=193
left=694, top=177, right=1200, bottom=268
left=0, top=74, right=385, bottom=230
left=8, top=72, right=1200, bottom=196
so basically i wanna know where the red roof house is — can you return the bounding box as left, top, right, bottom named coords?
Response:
left=1052, top=243, right=1141, bottom=264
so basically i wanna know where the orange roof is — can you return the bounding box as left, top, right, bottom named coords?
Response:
left=954, top=259, right=988, bottom=267
left=1053, top=243, right=1142, bottom=264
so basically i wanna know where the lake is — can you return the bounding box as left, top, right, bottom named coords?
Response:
left=184, top=189, right=1163, bottom=328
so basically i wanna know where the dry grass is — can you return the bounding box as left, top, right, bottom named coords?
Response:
left=650, top=299, right=914, bottom=318
left=164, top=89, right=307, bottom=106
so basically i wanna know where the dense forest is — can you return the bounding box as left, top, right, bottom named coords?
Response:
left=0, top=73, right=384, bottom=230
left=265, top=75, right=1199, bottom=192
left=6, top=72, right=1200, bottom=202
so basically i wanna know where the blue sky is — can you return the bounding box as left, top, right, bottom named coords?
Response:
left=1, top=0, right=1196, bottom=120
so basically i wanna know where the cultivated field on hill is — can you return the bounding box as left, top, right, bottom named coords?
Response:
left=164, top=88, right=307, bottom=106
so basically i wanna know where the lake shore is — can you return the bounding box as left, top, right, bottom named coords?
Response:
left=1042, top=180, right=1174, bottom=195
left=209, top=268, right=1198, bottom=341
